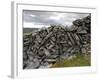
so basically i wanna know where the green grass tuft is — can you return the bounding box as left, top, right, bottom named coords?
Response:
left=51, top=53, right=91, bottom=68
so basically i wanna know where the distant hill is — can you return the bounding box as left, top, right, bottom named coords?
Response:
left=23, top=28, right=39, bottom=33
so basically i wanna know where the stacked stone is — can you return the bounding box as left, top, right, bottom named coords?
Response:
left=23, top=15, right=91, bottom=69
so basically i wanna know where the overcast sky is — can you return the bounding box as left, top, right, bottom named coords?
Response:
left=23, top=10, right=89, bottom=28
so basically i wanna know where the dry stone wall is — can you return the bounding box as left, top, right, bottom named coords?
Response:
left=23, top=15, right=91, bottom=69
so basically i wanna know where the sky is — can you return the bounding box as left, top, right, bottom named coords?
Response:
left=23, top=10, right=90, bottom=28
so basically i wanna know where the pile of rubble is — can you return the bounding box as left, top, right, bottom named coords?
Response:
left=23, top=15, right=91, bottom=69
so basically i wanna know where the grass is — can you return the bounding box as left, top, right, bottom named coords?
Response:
left=51, top=53, right=91, bottom=68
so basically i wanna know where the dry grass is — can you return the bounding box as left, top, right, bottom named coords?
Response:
left=51, top=53, right=91, bottom=68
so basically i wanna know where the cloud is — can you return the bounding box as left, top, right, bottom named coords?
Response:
left=23, top=10, right=90, bottom=28
left=24, top=22, right=50, bottom=28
